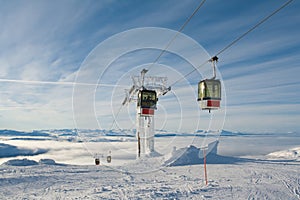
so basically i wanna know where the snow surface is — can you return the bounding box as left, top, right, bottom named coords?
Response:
left=0, top=158, right=299, bottom=199
left=0, top=129, right=299, bottom=199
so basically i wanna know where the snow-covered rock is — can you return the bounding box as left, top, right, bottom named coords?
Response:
left=39, top=159, right=56, bottom=165
left=2, top=158, right=39, bottom=166
left=2, top=158, right=63, bottom=166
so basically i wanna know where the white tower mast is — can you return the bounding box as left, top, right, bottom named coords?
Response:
left=122, top=69, right=170, bottom=157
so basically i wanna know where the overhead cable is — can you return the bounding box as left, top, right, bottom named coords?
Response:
left=170, top=0, right=294, bottom=87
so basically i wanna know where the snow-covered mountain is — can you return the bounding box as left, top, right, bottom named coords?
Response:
left=1, top=128, right=294, bottom=141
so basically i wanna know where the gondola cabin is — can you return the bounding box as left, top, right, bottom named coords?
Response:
left=198, top=79, right=221, bottom=111
left=107, top=151, right=112, bottom=163
left=95, top=158, right=100, bottom=165
left=138, top=90, right=157, bottom=116
left=107, top=155, right=111, bottom=163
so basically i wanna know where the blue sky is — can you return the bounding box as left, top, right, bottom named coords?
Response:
left=0, top=0, right=299, bottom=133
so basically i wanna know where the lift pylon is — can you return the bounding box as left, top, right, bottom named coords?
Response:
left=122, top=69, right=170, bottom=157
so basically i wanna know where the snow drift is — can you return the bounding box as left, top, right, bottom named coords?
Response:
left=2, top=158, right=39, bottom=166
left=267, top=147, right=300, bottom=161
left=164, top=140, right=259, bottom=166
left=165, top=140, right=219, bottom=166
left=2, top=158, right=60, bottom=166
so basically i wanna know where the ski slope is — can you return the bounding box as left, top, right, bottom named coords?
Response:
left=0, top=158, right=299, bottom=199
left=0, top=129, right=299, bottom=199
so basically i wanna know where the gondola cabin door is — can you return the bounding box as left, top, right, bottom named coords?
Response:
left=138, top=90, right=157, bottom=116
left=198, top=79, right=221, bottom=111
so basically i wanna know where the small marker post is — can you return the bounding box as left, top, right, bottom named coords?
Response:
left=203, top=148, right=208, bottom=186
left=137, top=132, right=141, bottom=158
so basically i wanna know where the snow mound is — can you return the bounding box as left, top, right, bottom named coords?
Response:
left=146, top=150, right=163, bottom=157
left=2, top=158, right=39, bottom=166
left=39, top=159, right=56, bottom=165
left=165, top=145, right=202, bottom=166
left=267, top=147, right=300, bottom=161
left=165, top=141, right=219, bottom=166
left=2, top=158, right=61, bottom=166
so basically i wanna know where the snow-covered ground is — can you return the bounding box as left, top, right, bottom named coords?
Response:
left=0, top=129, right=299, bottom=199
left=1, top=158, right=299, bottom=199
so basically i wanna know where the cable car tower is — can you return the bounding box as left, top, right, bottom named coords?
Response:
left=198, top=56, right=221, bottom=112
left=122, top=69, right=170, bottom=158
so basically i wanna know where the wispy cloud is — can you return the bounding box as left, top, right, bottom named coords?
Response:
left=0, top=0, right=299, bottom=132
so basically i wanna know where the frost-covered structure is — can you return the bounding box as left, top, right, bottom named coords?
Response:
left=122, top=69, right=170, bottom=157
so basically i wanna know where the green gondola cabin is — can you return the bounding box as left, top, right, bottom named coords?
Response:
left=198, top=79, right=221, bottom=111
left=138, top=90, right=157, bottom=116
